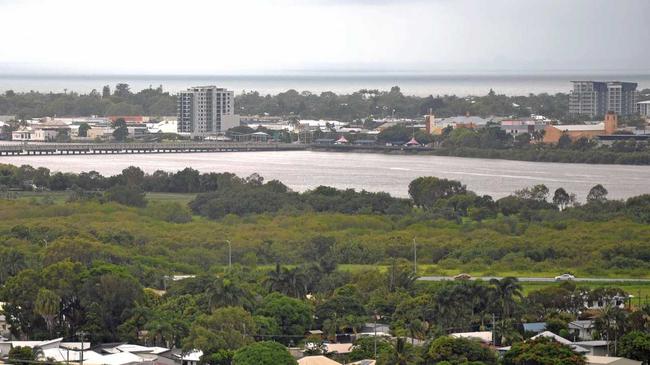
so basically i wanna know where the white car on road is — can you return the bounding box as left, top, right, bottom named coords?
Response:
left=554, top=273, right=576, bottom=281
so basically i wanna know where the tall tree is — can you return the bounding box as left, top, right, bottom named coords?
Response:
left=553, top=187, right=574, bottom=210
left=504, top=337, right=585, bottom=365
left=34, top=288, right=61, bottom=335
left=112, top=118, right=129, bottom=142
left=78, top=123, right=91, bottom=137
left=408, top=176, right=467, bottom=209
left=617, top=331, right=650, bottom=364
left=232, top=341, right=296, bottom=365
left=587, top=184, right=609, bottom=203
left=489, top=277, right=523, bottom=319
left=183, top=307, right=256, bottom=354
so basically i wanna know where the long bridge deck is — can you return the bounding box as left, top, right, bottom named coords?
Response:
left=0, top=142, right=307, bottom=156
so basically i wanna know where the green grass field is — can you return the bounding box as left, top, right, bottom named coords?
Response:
left=8, top=191, right=197, bottom=204
left=520, top=281, right=650, bottom=306
left=145, top=192, right=197, bottom=204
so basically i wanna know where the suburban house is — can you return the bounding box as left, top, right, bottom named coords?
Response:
left=156, top=349, right=203, bottom=365
left=11, top=119, right=71, bottom=141
left=530, top=331, right=589, bottom=354
left=569, top=320, right=596, bottom=340
left=498, top=330, right=618, bottom=360
left=543, top=112, right=617, bottom=143
left=574, top=341, right=610, bottom=356
left=297, top=355, right=344, bottom=365
left=585, top=356, right=642, bottom=365
left=522, top=322, right=547, bottom=334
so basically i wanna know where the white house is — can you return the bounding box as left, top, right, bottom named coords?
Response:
left=11, top=127, right=33, bottom=141
left=10, top=119, right=71, bottom=142
left=569, top=320, right=595, bottom=340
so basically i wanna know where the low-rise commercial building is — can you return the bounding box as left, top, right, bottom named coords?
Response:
left=543, top=112, right=618, bottom=143
left=500, top=119, right=549, bottom=136
left=425, top=115, right=493, bottom=135
left=87, top=127, right=114, bottom=140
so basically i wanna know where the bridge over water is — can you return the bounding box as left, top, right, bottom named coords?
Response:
left=0, top=142, right=307, bottom=156
left=0, top=142, right=436, bottom=156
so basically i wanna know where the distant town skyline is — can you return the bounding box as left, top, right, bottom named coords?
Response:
left=0, top=0, right=649, bottom=75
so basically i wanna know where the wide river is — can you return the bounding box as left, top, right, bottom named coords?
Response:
left=2, top=151, right=649, bottom=200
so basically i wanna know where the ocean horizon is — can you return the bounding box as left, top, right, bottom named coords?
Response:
left=1, top=72, right=649, bottom=97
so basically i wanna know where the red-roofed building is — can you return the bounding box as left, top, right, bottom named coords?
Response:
left=108, top=116, right=149, bottom=124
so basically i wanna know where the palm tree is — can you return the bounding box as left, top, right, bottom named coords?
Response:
left=264, top=263, right=285, bottom=293
left=264, top=264, right=307, bottom=298
left=495, top=318, right=523, bottom=346
left=144, top=319, right=174, bottom=347
left=489, top=277, right=523, bottom=319
left=35, top=288, right=60, bottom=336
left=595, top=304, right=628, bottom=355
left=206, top=276, right=252, bottom=310
left=470, top=284, right=491, bottom=328
left=282, top=267, right=307, bottom=298
left=384, top=337, right=418, bottom=365
left=406, top=319, right=428, bottom=345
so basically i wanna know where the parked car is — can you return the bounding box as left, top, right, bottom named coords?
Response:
left=554, top=273, right=575, bottom=281
left=454, top=273, right=472, bottom=280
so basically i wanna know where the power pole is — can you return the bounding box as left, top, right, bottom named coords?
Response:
left=76, top=331, right=88, bottom=365
left=492, top=314, right=496, bottom=346
left=226, top=240, right=232, bottom=270
left=413, top=238, right=417, bottom=275
left=373, top=313, right=378, bottom=359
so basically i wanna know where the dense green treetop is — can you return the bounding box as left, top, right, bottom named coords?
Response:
left=503, top=337, right=585, bottom=365
left=426, top=336, right=497, bottom=365
left=232, top=341, right=296, bottom=365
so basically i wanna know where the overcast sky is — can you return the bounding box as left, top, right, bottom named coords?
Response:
left=0, top=0, right=648, bottom=75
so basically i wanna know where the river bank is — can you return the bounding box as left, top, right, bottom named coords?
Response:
left=2, top=150, right=649, bottom=200
left=312, top=144, right=650, bottom=165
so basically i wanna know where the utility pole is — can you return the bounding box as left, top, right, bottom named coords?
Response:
left=413, top=238, right=417, bottom=275
left=492, top=314, right=496, bottom=346
left=373, top=313, right=378, bottom=360
left=226, top=240, right=232, bottom=270
left=76, top=331, right=88, bottom=365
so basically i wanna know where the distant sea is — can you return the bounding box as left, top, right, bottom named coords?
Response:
left=1, top=73, right=649, bottom=96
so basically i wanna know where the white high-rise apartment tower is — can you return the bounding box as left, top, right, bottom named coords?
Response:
left=177, top=86, right=240, bottom=136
